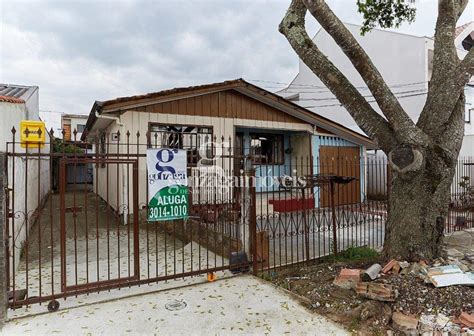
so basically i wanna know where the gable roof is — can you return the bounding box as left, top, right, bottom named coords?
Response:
left=82, top=79, right=375, bottom=148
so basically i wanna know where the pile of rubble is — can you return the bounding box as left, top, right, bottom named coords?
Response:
left=333, top=254, right=474, bottom=334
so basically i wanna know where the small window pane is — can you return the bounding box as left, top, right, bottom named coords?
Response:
left=250, top=133, right=284, bottom=165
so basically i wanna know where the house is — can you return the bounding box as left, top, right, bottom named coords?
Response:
left=61, top=113, right=89, bottom=142
left=60, top=113, right=93, bottom=186
left=278, top=22, right=474, bottom=157
left=0, top=84, right=50, bottom=268
left=81, top=79, right=375, bottom=217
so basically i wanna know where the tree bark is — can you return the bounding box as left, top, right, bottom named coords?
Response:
left=279, top=0, right=471, bottom=261
left=383, top=158, right=455, bottom=260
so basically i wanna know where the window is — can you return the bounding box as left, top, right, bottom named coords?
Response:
left=250, top=133, right=284, bottom=165
left=149, top=124, right=213, bottom=166
left=466, top=108, right=472, bottom=124
left=77, top=124, right=86, bottom=133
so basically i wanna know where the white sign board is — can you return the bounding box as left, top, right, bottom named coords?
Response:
left=147, top=148, right=188, bottom=221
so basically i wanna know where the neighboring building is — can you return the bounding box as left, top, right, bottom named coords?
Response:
left=81, top=79, right=375, bottom=216
left=279, top=22, right=474, bottom=156
left=59, top=114, right=93, bottom=186
left=61, top=113, right=88, bottom=142
left=0, top=84, right=50, bottom=269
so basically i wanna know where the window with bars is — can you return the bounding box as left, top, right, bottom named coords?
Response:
left=250, top=133, right=284, bottom=165
left=148, top=124, right=213, bottom=166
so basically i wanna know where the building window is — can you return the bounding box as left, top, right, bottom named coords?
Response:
left=77, top=124, right=86, bottom=133
left=465, top=108, right=472, bottom=123
left=148, top=124, right=213, bottom=166
left=250, top=133, right=284, bottom=165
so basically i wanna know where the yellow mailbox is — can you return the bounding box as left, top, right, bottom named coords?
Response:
left=20, top=120, right=46, bottom=148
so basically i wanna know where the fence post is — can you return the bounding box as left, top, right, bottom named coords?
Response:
left=241, top=164, right=257, bottom=274
left=248, top=168, right=258, bottom=275
left=0, top=152, right=7, bottom=328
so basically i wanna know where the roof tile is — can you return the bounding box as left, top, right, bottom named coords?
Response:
left=0, top=95, right=25, bottom=104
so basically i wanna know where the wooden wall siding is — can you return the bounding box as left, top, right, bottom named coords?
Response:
left=134, top=90, right=306, bottom=124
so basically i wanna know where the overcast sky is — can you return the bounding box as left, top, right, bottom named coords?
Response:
left=0, top=0, right=473, bottom=130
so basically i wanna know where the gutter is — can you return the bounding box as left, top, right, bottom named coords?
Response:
left=81, top=101, right=123, bottom=141
left=95, top=111, right=124, bottom=126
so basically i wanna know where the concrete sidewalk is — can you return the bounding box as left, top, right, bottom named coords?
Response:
left=1, top=275, right=348, bottom=336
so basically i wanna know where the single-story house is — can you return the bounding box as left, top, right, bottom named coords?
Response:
left=81, top=79, right=375, bottom=215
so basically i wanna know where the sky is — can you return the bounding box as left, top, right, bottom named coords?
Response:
left=0, top=0, right=473, bottom=131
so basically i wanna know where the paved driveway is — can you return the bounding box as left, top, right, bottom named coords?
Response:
left=2, top=275, right=348, bottom=336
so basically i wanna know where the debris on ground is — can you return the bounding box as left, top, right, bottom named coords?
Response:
left=427, top=264, right=474, bottom=287
left=391, top=311, right=419, bottom=334
left=458, top=312, right=474, bottom=328
left=270, top=232, right=474, bottom=335
left=361, top=263, right=381, bottom=281
left=355, top=282, right=397, bottom=302
left=333, top=268, right=362, bottom=289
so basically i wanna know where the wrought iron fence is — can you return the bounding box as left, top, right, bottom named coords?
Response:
left=2, top=126, right=473, bottom=310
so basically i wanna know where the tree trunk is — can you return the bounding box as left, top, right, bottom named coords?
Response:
left=382, top=159, right=455, bottom=261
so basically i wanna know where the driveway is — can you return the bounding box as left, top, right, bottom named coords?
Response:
left=2, top=275, right=348, bottom=336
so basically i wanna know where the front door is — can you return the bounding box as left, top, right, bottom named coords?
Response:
left=319, top=146, right=361, bottom=207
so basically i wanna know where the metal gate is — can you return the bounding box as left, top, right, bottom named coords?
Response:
left=4, top=130, right=252, bottom=311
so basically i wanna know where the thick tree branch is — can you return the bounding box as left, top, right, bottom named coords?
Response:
left=459, top=48, right=474, bottom=78
left=417, top=48, right=473, bottom=135
left=438, top=92, right=465, bottom=162
left=456, top=0, right=469, bottom=19
left=279, top=0, right=397, bottom=152
left=303, top=0, right=427, bottom=145
left=418, top=0, right=459, bottom=135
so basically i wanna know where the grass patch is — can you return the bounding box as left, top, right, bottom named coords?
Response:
left=321, top=246, right=379, bottom=263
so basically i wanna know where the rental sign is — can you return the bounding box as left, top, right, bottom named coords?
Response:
left=147, top=148, right=188, bottom=221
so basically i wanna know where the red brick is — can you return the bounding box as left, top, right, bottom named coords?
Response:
left=333, top=268, right=361, bottom=289
left=382, top=259, right=398, bottom=273
left=458, top=312, right=474, bottom=328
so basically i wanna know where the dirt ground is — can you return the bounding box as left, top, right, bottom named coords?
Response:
left=269, top=255, right=473, bottom=335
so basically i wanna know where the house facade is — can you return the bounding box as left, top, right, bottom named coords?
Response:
left=81, top=79, right=374, bottom=216
left=279, top=22, right=474, bottom=157
left=61, top=113, right=89, bottom=142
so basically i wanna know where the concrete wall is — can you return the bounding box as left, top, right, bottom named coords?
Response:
left=7, top=155, right=50, bottom=270
left=0, top=102, right=28, bottom=153
left=460, top=134, right=474, bottom=158
left=0, top=89, right=51, bottom=271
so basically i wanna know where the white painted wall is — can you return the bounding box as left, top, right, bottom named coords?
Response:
left=0, top=88, right=51, bottom=270
left=281, top=23, right=473, bottom=150
left=62, top=115, right=88, bottom=141
left=460, top=79, right=474, bottom=158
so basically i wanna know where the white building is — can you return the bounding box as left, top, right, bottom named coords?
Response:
left=279, top=22, right=474, bottom=157
left=61, top=113, right=88, bottom=142
left=0, top=84, right=50, bottom=269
